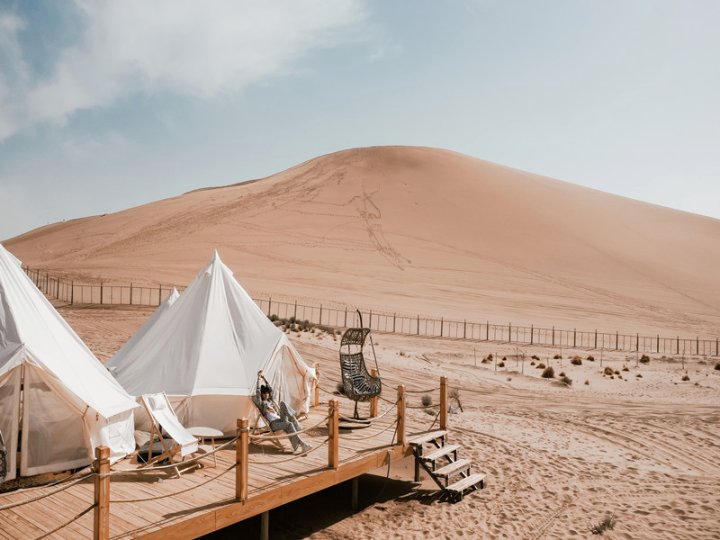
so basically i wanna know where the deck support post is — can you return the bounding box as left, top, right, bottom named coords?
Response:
left=93, top=445, right=110, bottom=540
left=351, top=477, right=359, bottom=510
left=329, top=399, right=339, bottom=469
left=236, top=418, right=249, bottom=502
left=397, top=385, right=406, bottom=446
left=370, top=369, right=379, bottom=417
left=260, top=511, right=269, bottom=540
left=440, top=376, right=448, bottom=431
left=314, top=363, right=320, bottom=408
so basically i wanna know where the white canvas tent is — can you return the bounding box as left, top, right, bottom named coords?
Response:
left=0, top=244, right=137, bottom=482
left=107, top=251, right=315, bottom=434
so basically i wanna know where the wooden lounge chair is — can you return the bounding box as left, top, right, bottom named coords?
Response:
left=250, top=395, right=287, bottom=452
left=138, top=392, right=199, bottom=477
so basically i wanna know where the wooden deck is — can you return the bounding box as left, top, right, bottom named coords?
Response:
left=0, top=392, right=439, bottom=539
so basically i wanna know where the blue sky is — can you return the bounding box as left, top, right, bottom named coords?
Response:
left=1, top=0, right=718, bottom=240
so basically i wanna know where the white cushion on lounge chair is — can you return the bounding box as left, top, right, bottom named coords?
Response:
left=141, top=393, right=198, bottom=457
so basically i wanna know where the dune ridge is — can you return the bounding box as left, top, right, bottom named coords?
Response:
left=6, top=146, right=720, bottom=337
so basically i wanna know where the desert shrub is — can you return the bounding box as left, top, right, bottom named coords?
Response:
left=614, top=370, right=620, bottom=375
left=542, top=366, right=555, bottom=379
left=537, top=362, right=546, bottom=369
left=587, top=355, right=595, bottom=361
left=590, top=513, right=616, bottom=535
left=507, top=377, right=512, bottom=382
left=482, top=355, right=492, bottom=364
left=636, top=373, right=643, bottom=378
left=681, top=374, right=690, bottom=381
left=559, top=374, right=572, bottom=385
left=273, top=320, right=283, bottom=327
left=715, top=362, right=720, bottom=371
left=603, top=367, right=614, bottom=376
left=571, top=356, right=582, bottom=366
left=269, top=314, right=278, bottom=322
left=531, top=355, right=540, bottom=361
left=559, top=371, right=566, bottom=377
left=530, top=361, right=536, bottom=366
left=498, top=361, right=505, bottom=368
left=421, top=395, right=432, bottom=407
left=622, top=365, right=629, bottom=372
left=553, top=354, right=562, bottom=359
left=336, top=382, right=346, bottom=395
left=584, top=380, right=590, bottom=385
left=639, top=354, right=650, bottom=364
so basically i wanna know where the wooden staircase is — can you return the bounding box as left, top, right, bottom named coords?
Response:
left=408, top=430, right=485, bottom=502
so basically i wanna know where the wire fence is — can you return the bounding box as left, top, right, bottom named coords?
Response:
left=23, top=266, right=720, bottom=357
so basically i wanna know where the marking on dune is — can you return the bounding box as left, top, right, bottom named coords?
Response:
left=353, top=186, right=411, bottom=271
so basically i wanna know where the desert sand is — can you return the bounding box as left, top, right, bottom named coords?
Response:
left=5, top=146, right=719, bottom=538
left=59, top=303, right=720, bottom=540
left=6, top=147, right=720, bottom=338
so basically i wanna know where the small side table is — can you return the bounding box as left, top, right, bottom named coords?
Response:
left=188, top=426, right=224, bottom=467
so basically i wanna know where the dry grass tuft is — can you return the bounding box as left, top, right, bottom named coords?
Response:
left=681, top=373, right=690, bottom=381
left=587, top=355, right=595, bottom=361
left=571, top=356, right=582, bottom=366
left=603, top=367, right=614, bottom=376
left=421, top=395, right=433, bottom=407
left=584, top=379, right=590, bottom=385
left=542, top=366, right=555, bottom=378
left=559, top=374, right=572, bottom=385
left=636, top=373, right=643, bottom=378
left=639, top=354, right=650, bottom=364
left=622, top=365, right=629, bottom=372
left=498, top=361, right=505, bottom=368
left=590, top=513, right=616, bottom=535
left=553, top=354, right=562, bottom=359
left=715, top=362, right=720, bottom=371
left=536, top=362, right=546, bottom=369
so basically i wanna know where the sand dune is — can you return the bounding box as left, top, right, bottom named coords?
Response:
left=6, top=146, right=720, bottom=336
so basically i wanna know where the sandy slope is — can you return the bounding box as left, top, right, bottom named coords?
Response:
left=7, top=146, right=720, bottom=337
left=61, top=305, right=720, bottom=540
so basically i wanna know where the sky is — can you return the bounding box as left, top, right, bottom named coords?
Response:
left=1, top=0, right=719, bottom=241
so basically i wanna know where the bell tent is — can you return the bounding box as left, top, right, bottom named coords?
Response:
left=0, top=244, right=137, bottom=482
left=107, top=250, right=315, bottom=434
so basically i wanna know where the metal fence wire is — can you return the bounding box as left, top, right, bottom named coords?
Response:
left=23, top=266, right=720, bottom=357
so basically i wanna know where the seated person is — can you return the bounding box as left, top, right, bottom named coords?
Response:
left=255, top=373, right=311, bottom=454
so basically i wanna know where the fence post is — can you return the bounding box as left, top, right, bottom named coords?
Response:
left=93, top=446, right=110, bottom=540
left=417, top=314, right=420, bottom=336
left=636, top=333, right=639, bottom=352
left=486, top=321, right=489, bottom=341
left=440, top=317, right=444, bottom=337
left=320, top=304, right=323, bottom=325
left=267, top=297, right=272, bottom=317
left=440, top=376, right=448, bottom=431
left=370, top=369, right=379, bottom=417
left=573, top=328, right=576, bottom=348
left=676, top=336, right=680, bottom=355
left=552, top=326, right=555, bottom=346
left=236, top=418, right=249, bottom=501
left=328, top=399, right=339, bottom=469
left=393, top=313, right=397, bottom=333
left=70, top=281, right=74, bottom=305
left=530, top=324, right=534, bottom=345
left=369, top=310, right=372, bottom=329
left=129, top=283, right=133, bottom=305
left=463, top=320, right=466, bottom=339
left=696, top=336, right=699, bottom=356
left=314, top=364, right=320, bottom=408
left=508, top=323, right=511, bottom=343
left=396, top=385, right=406, bottom=446
left=615, top=331, right=619, bottom=350
left=594, top=329, right=597, bottom=349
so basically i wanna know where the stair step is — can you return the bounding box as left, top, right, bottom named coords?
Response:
left=421, top=444, right=461, bottom=463
left=433, top=459, right=471, bottom=478
left=446, top=473, right=486, bottom=494
left=407, top=430, right=448, bottom=446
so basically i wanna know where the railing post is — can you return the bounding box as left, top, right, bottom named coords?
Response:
left=440, top=317, right=444, bottom=337
left=129, top=283, right=133, bottom=305
left=396, top=385, right=406, bottom=446
left=530, top=324, right=534, bottom=345
left=594, top=329, right=597, bottom=349
left=508, top=323, right=512, bottom=343
left=328, top=399, right=339, bottom=469
left=93, top=446, right=110, bottom=540
left=267, top=297, right=272, bottom=317
left=417, top=314, right=420, bottom=335
left=440, top=376, right=448, bottom=431
left=320, top=304, right=323, bottom=325
left=573, top=328, right=576, bottom=348
left=236, top=418, right=249, bottom=501
left=314, top=364, right=320, bottom=408
left=70, top=281, right=74, bottom=305
left=370, top=369, right=379, bottom=417
left=100, top=283, right=104, bottom=305
left=463, top=319, right=466, bottom=339
left=393, top=313, right=397, bottom=333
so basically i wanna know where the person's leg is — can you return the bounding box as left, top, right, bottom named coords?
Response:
left=270, top=419, right=301, bottom=451
left=280, top=402, right=301, bottom=432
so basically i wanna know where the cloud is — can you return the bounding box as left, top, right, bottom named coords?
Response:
left=0, top=0, right=368, bottom=141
